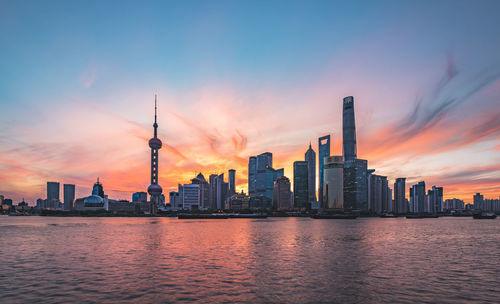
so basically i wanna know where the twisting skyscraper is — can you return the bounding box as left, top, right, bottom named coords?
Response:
left=342, top=96, right=357, bottom=161
left=147, top=95, right=163, bottom=214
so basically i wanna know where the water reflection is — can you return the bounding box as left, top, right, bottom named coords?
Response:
left=0, top=217, right=499, bottom=303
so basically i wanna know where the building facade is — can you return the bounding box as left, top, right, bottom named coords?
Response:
left=409, top=181, right=426, bottom=213
left=318, top=135, right=330, bottom=207
left=305, top=143, right=316, bottom=204
left=323, top=156, right=343, bottom=209
left=273, top=176, right=291, bottom=210
left=293, top=161, right=309, bottom=209
left=342, top=96, right=357, bottom=161
left=393, top=178, right=406, bottom=214
left=343, top=158, right=368, bottom=210
left=63, top=184, right=75, bottom=210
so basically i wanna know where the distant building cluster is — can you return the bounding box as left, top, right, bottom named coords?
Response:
left=1, top=95, right=498, bottom=215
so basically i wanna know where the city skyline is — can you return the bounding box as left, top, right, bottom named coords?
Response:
left=1, top=1, right=500, bottom=204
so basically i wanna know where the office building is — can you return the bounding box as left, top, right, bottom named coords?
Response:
left=47, top=181, right=60, bottom=209
left=393, top=178, right=407, bottom=214
left=318, top=135, right=330, bottom=207
left=191, top=173, right=209, bottom=209
left=367, top=172, right=391, bottom=214
left=248, top=152, right=283, bottom=203
left=293, top=161, right=309, bottom=209
left=181, top=184, right=200, bottom=210
left=228, top=169, right=236, bottom=194
left=343, top=158, right=368, bottom=210
left=409, top=181, right=426, bottom=213
left=132, top=191, right=148, bottom=203
left=169, top=191, right=181, bottom=209
left=273, top=176, right=291, bottom=210
left=323, top=156, right=343, bottom=209
left=444, top=198, right=465, bottom=210
left=305, top=143, right=316, bottom=204
left=63, top=184, right=75, bottom=210
left=473, top=193, right=484, bottom=210
left=427, top=186, right=443, bottom=213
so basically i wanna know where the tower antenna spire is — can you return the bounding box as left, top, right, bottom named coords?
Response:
left=154, top=94, right=157, bottom=124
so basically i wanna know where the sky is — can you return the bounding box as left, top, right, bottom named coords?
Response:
left=0, top=0, right=499, bottom=204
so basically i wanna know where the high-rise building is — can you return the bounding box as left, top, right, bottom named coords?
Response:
left=209, top=174, right=218, bottom=209
left=318, top=135, right=330, bottom=206
left=47, top=181, right=60, bottom=209
left=305, top=143, right=316, bottom=204
left=132, top=191, right=148, bottom=202
left=427, top=186, right=443, bottom=213
left=228, top=169, right=236, bottom=194
left=169, top=191, right=181, bottom=209
left=273, top=176, right=291, bottom=210
left=323, top=156, right=343, bottom=209
left=181, top=184, right=200, bottom=210
left=367, top=172, right=390, bottom=214
left=215, top=173, right=228, bottom=210
left=248, top=152, right=283, bottom=204
left=444, top=198, right=465, bottom=210
left=409, top=181, right=426, bottom=213
left=191, top=173, right=209, bottom=209
left=342, top=96, right=357, bottom=161
left=248, top=157, right=257, bottom=196
left=343, top=158, right=368, bottom=210
left=473, top=193, right=484, bottom=210
left=394, top=178, right=407, bottom=214
left=147, top=95, right=163, bottom=214
left=63, top=184, right=75, bottom=210
left=293, top=161, right=309, bottom=209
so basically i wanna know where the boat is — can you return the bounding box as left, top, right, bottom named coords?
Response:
left=473, top=212, right=497, bottom=219
left=379, top=213, right=398, bottom=218
left=227, top=213, right=268, bottom=218
left=177, top=213, right=228, bottom=219
left=311, top=213, right=358, bottom=219
left=406, top=214, right=440, bottom=219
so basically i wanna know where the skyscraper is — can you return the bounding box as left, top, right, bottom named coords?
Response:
left=318, top=135, right=330, bottom=206
left=409, top=181, right=426, bottom=213
left=132, top=192, right=148, bottom=202
left=209, top=174, right=218, bottom=209
left=305, top=143, right=316, bottom=204
left=228, top=169, right=236, bottom=194
left=473, top=193, right=484, bottom=210
left=147, top=95, right=163, bottom=214
left=248, top=157, right=256, bottom=196
left=367, top=172, right=390, bottom=214
left=273, top=176, right=291, bottom=210
left=47, top=182, right=60, bottom=209
left=428, top=186, right=443, bottom=213
left=394, top=178, right=406, bottom=214
left=63, top=184, right=75, bottom=210
left=343, top=158, right=368, bottom=210
left=191, top=173, right=209, bottom=209
left=293, top=161, right=309, bottom=209
left=342, top=96, right=357, bottom=161
left=248, top=152, right=283, bottom=205
left=323, top=156, right=343, bottom=209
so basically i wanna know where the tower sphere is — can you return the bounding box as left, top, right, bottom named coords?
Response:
left=148, top=184, right=163, bottom=196
left=149, top=138, right=162, bottom=149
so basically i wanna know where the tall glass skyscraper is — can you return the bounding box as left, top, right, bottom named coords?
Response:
left=228, top=169, right=236, bottom=194
left=343, top=158, right=368, bottom=210
left=248, top=152, right=283, bottom=205
left=305, top=143, right=316, bottom=203
left=293, top=161, right=309, bottom=209
left=394, top=178, right=406, bottom=214
left=318, top=135, right=330, bottom=206
left=323, top=156, right=343, bottom=209
left=63, top=184, right=75, bottom=210
left=342, top=96, right=357, bottom=161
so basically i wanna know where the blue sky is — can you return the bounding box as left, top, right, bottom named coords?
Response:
left=0, top=0, right=499, bottom=203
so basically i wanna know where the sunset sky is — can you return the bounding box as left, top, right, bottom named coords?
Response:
left=1, top=0, right=499, bottom=204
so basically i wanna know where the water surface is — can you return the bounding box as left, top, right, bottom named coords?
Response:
left=0, top=216, right=499, bottom=303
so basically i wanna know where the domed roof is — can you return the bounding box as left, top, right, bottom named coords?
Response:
left=149, top=138, right=162, bottom=149
left=84, top=195, right=103, bottom=204
left=148, top=184, right=163, bottom=196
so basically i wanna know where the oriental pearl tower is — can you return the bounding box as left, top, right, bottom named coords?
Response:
left=147, top=95, right=163, bottom=214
